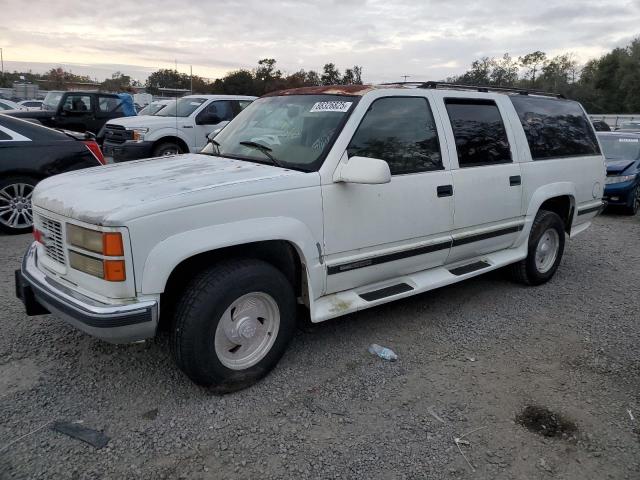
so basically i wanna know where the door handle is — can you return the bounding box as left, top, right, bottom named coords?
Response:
left=509, top=175, right=521, bottom=186
left=437, top=185, right=453, bottom=197
left=182, top=125, right=193, bottom=129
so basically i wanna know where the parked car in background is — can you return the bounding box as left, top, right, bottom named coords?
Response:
left=102, top=95, right=255, bottom=161
left=18, top=100, right=44, bottom=111
left=5, top=91, right=135, bottom=136
left=137, top=99, right=172, bottom=116
left=616, top=121, right=640, bottom=133
left=0, top=99, right=22, bottom=111
left=15, top=83, right=605, bottom=391
left=592, top=119, right=611, bottom=132
left=598, top=131, right=640, bottom=215
left=0, top=115, right=105, bottom=234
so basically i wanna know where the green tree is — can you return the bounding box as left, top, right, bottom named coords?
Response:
left=321, top=63, right=341, bottom=85
left=519, top=51, right=547, bottom=86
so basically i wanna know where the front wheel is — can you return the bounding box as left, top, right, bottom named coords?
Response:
left=511, top=210, right=565, bottom=286
left=153, top=141, right=183, bottom=157
left=625, top=185, right=640, bottom=215
left=171, top=259, right=297, bottom=392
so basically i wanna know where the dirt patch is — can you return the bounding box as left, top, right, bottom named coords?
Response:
left=516, top=405, right=577, bottom=438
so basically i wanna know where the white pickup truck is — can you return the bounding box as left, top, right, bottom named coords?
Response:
left=16, top=83, right=605, bottom=392
left=101, top=95, right=255, bottom=162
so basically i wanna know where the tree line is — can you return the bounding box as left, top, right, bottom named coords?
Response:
left=447, top=37, right=640, bottom=113
left=144, top=59, right=363, bottom=96
left=1, top=37, right=638, bottom=113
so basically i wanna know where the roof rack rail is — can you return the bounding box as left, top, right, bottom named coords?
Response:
left=378, top=81, right=565, bottom=99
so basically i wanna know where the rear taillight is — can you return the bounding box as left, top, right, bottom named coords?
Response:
left=83, top=140, right=105, bottom=165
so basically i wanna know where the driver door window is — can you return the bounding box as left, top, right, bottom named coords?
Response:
left=347, top=97, right=443, bottom=174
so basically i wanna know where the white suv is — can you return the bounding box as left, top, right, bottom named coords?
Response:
left=102, top=95, right=255, bottom=162
left=16, top=83, right=605, bottom=392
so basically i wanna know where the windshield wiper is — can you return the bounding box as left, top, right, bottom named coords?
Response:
left=239, top=141, right=284, bottom=168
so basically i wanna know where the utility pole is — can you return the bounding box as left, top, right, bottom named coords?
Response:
left=401, top=75, right=410, bottom=82
left=190, top=65, right=193, bottom=94
left=1, top=48, right=4, bottom=80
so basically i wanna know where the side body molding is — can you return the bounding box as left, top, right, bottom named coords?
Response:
left=140, top=216, right=323, bottom=298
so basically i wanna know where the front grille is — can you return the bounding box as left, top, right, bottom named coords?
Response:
left=104, top=124, right=130, bottom=144
left=40, top=216, right=66, bottom=265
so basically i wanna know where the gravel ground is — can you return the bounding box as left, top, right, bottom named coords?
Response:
left=1, top=213, right=639, bottom=480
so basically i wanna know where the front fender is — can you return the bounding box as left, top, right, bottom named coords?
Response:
left=140, top=216, right=323, bottom=299
left=144, top=127, right=191, bottom=145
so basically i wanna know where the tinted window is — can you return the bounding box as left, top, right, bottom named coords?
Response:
left=62, top=95, right=92, bottom=112
left=98, top=96, right=123, bottom=114
left=0, top=130, right=11, bottom=140
left=238, top=100, right=252, bottom=111
left=347, top=97, right=442, bottom=175
left=207, top=101, right=234, bottom=121
left=445, top=99, right=511, bottom=167
left=23, top=102, right=41, bottom=107
left=510, top=96, right=599, bottom=160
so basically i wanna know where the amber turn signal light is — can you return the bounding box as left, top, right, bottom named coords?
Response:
left=103, top=232, right=124, bottom=256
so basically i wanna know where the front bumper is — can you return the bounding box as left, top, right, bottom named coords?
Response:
left=102, top=141, right=154, bottom=162
left=15, top=244, right=158, bottom=344
left=604, top=181, right=636, bottom=206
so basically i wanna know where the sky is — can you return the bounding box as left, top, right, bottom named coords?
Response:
left=0, top=0, right=638, bottom=84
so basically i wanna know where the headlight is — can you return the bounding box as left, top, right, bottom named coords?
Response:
left=66, top=225, right=126, bottom=281
left=129, top=127, right=149, bottom=142
left=606, top=174, right=636, bottom=184
left=67, top=224, right=124, bottom=256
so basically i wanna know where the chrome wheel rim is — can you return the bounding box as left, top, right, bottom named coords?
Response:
left=535, top=228, right=559, bottom=274
left=214, top=292, right=280, bottom=370
left=0, top=183, right=34, bottom=230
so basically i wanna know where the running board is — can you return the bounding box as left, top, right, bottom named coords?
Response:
left=448, top=260, right=491, bottom=276
left=310, top=244, right=528, bottom=323
left=359, top=283, right=413, bottom=302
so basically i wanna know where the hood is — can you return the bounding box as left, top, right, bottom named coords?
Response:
left=105, top=115, right=189, bottom=128
left=606, top=159, right=636, bottom=174
left=33, top=154, right=312, bottom=225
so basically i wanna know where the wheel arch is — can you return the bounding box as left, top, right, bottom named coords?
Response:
left=151, top=135, right=190, bottom=154
left=526, top=183, right=577, bottom=234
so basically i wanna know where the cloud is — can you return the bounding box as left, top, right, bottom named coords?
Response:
left=0, top=0, right=638, bottom=82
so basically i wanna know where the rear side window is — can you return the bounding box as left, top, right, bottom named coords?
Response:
left=347, top=96, right=443, bottom=175
left=98, top=96, right=123, bottom=114
left=510, top=96, right=600, bottom=160
left=445, top=99, right=512, bottom=167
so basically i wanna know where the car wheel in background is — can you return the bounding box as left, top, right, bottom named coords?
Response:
left=0, top=177, right=37, bottom=234
left=511, top=210, right=565, bottom=286
left=172, top=259, right=297, bottom=393
left=625, top=185, right=640, bottom=215
left=153, top=142, right=183, bottom=157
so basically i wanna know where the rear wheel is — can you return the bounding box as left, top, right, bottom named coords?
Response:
left=172, top=259, right=296, bottom=392
left=511, top=210, right=565, bottom=286
left=153, top=141, right=183, bottom=157
left=625, top=185, right=640, bottom=215
left=0, top=177, right=36, bottom=234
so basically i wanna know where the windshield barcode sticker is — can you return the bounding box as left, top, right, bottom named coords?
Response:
left=310, top=101, right=352, bottom=113
left=619, top=138, right=639, bottom=143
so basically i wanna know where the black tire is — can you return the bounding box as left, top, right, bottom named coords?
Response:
left=511, top=210, right=565, bottom=286
left=0, top=176, right=37, bottom=235
left=172, top=259, right=297, bottom=392
left=153, top=141, right=183, bottom=157
left=625, top=185, right=639, bottom=215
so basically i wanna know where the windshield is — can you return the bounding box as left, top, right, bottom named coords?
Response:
left=155, top=97, right=206, bottom=117
left=599, top=136, right=640, bottom=160
left=139, top=102, right=168, bottom=116
left=43, top=91, right=63, bottom=111
left=209, top=95, right=357, bottom=171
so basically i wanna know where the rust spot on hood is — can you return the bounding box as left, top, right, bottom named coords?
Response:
left=263, top=84, right=384, bottom=97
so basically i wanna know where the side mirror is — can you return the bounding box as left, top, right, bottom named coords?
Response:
left=334, top=156, right=391, bottom=185
left=197, top=112, right=221, bottom=125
